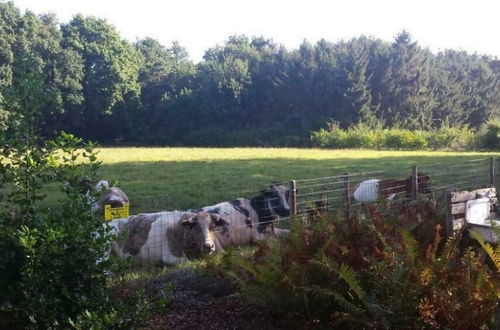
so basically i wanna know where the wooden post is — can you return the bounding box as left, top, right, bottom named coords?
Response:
left=343, top=173, right=351, bottom=218
left=444, top=190, right=453, bottom=238
left=411, top=165, right=418, bottom=200
left=320, top=194, right=329, bottom=213
left=289, top=180, right=297, bottom=217
left=489, top=157, right=495, bottom=186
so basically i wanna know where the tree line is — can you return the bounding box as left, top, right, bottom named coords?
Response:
left=1, top=1, right=500, bottom=147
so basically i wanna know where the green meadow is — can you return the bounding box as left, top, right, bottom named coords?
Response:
left=90, top=148, right=500, bottom=213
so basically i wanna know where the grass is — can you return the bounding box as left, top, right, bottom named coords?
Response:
left=82, top=147, right=500, bottom=213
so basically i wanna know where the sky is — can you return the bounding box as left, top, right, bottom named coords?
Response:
left=11, top=0, right=500, bottom=62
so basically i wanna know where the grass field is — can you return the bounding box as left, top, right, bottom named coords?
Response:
left=89, top=148, right=500, bottom=213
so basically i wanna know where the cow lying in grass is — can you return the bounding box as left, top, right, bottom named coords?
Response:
left=192, top=182, right=291, bottom=250
left=80, top=179, right=130, bottom=213
left=352, top=174, right=432, bottom=203
left=107, top=211, right=228, bottom=265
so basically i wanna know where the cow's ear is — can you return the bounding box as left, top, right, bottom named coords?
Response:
left=211, top=213, right=228, bottom=226
left=180, top=214, right=197, bottom=229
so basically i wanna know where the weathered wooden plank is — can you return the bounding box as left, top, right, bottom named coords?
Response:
left=451, top=198, right=497, bottom=215
left=445, top=190, right=453, bottom=237
left=450, top=188, right=496, bottom=203
left=451, top=202, right=465, bottom=215
left=452, top=218, right=465, bottom=231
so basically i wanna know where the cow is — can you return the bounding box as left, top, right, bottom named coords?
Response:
left=79, top=178, right=130, bottom=213
left=107, top=211, right=228, bottom=265
left=352, top=173, right=432, bottom=203
left=91, top=180, right=129, bottom=213
left=192, top=182, right=291, bottom=250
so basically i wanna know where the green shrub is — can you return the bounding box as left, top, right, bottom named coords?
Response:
left=427, top=125, right=476, bottom=150
left=345, top=123, right=379, bottom=148
left=479, top=119, right=500, bottom=150
left=311, top=123, right=483, bottom=150
left=310, top=122, right=349, bottom=148
left=382, top=129, right=428, bottom=150
left=220, top=202, right=499, bottom=328
left=0, top=61, right=137, bottom=329
left=0, top=133, right=115, bottom=329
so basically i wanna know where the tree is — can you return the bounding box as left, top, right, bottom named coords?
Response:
left=61, top=15, right=142, bottom=140
left=378, top=31, right=437, bottom=129
left=0, top=1, right=20, bottom=131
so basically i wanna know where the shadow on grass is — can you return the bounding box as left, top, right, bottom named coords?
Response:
left=97, top=154, right=496, bottom=213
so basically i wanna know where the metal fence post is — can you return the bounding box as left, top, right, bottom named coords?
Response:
left=343, top=173, right=351, bottom=218
left=489, top=157, right=495, bottom=186
left=411, top=165, right=418, bottom=200
left=290, top=180, right=297, bottom=217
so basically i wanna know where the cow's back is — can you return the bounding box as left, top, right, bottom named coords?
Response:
left=353, top=179, right=380, bottom=202
left=111, top=211, right=181, bottom=264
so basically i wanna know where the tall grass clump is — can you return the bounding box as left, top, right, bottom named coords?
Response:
left=219, top=202, right=499, bottom=328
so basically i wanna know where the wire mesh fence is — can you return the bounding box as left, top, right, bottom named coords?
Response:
left=293, top=158, right=493, bottom=223
left=105, top=157, right=497, bottom=263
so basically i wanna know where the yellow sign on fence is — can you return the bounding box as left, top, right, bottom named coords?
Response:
left=104, top=202, right=130, bottom=221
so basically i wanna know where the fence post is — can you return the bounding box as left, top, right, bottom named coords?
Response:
left=444, top=190, right=453, bottom=238
left=343, top=173, right=351, bottom=218
left=489, top=157, right=495, bottom=186
left=289, top=180, right=297, bottom=217
left=411, top=165, right=418, bottom=200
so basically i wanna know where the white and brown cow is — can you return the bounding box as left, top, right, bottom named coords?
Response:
left=91, top=180, right=129, bottom=213
left=80, top=179, right=130, bottom=213
left=107, top=211, right=228, bottom=265
left=193, top=182, right=291, bottom=250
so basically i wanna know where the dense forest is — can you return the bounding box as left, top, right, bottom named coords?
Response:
left=1, top=1, right=500, bottom=146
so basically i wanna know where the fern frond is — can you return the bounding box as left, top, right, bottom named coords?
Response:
left=305, top=285, right=362, bottom=314
left=469, top=229, right=500, bottom=271
left=401, top=230, right=418, bottom=262
left=369, top=223, right=392, bottom=253
left=310, top=256, right=366, bottom=302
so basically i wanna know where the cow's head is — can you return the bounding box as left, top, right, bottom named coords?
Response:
left=180, top=212, right=228, bottom=254
left=79, top=177, right=93, bottom=195
left=95, top=180, right=110, bottom=192
left=263, top=182, right=291, bottom=218
left=417, top=173, right=432, bottom=194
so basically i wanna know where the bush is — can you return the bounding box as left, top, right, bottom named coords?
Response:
left=345, top=123, right=380, bottom=148
left=479, top=119, right=500, bottom=150
left=219, top=202, right=499, bottom=328
left=310, top=122, right=349, bottom=148
left=311, top=123, right=478, bottom=150
left=0, top=133, right=114, bottom=329
left=382, top=129, right=428, bottom=150
left=427, top=125, right=476, bottom=150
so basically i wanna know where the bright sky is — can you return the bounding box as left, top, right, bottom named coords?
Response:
left=11, top=0, right=500, bottom=62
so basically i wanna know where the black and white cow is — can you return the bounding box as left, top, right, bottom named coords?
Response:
left=192, top=182, right=291, bottom=250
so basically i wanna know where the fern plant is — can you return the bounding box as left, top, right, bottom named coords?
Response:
left=220, top=201, right=500, bottom=328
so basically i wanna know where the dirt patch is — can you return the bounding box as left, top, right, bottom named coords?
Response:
left=120, top=268, right=285, bottom=330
